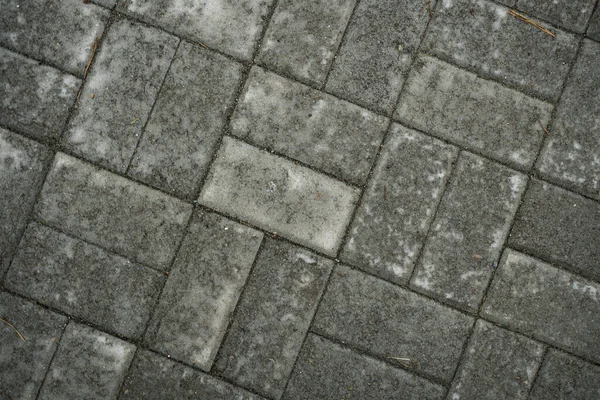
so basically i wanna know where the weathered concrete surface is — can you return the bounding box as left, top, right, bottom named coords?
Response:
left=517, top=0, right=597, bottom=33
left=589, top=7, right=600, bottom=40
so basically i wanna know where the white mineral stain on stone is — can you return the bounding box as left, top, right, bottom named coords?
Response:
left=572, top=281, right=598, bottom=301
left=296, top=253, right=317, bottom=264
left=460, top=270, right=485, bottom=280
left=0, top=136, right=29, bottom=171
left=443, top=0, right=452, bottom=8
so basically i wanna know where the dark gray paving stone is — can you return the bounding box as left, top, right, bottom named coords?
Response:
left=35, top=153, right=192, bottom=271
left=536, top=39, right=600, bottom=200
left=423, top=0, right=579, bottom=101
left=0, top=49, right=80, bottom=140
left=0, top=291, right=66, bottom=400
left=38, top=322, right=135, bottom=400
left=313, top=265, right=474, bottom=383
left=517, top=0, right=596, bottom=33
left=199, top=137, right=360, bottom=256
left=341, top=124, right=457, bottom=284
left=411, top=152, right=526, bottom=312
left=257, top=0, right=355, bottom=85
left=509, top=180, right=600, bottom=282
left=283, top=333, right=444, bottom=400
left=325, top=0, right=432, bottom=114
left=91, top=0, right=116, bottom=8
left=231, top=67, right=388, bottom=186
left=214, top=239, right=333, bottom=398
left=129, top=41, right=243, bottom=199
left=448, top=320, right=544, bottom=400
left=6, top=222, right=163, bottom=339
left=529, top=349, right=600, bottom=400
left=63, top=19, right=178, bottom=172
left=0, top=0, right=108, bottom=75
left=497, top=0, right=517, bottom=5
left=395, top=55, right=552, bottom=169
left=145, top=211, right=263, bottom=371
left=117, top=0, right=274, bottom=60
left=482, top=249, right=600, bottom=363
left=589, top=7, right=600, bottom=41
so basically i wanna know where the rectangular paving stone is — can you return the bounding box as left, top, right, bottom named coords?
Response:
left=145, top=211, right=263, bottom=371
left=214, top=239, right=333, bottom=398
left=0, top=0, right=108, bottom=75
left=199, top=137, right=360, bottom=256
left=482, top=249, right=600, bottom=363
left=448, top=320, right=544, bottom=400
left=0, top=49, right=80, bottom=140
left=117, top=0, right=274, bottom=60
left=231, top=67, right=388, bottom=186
left=35, top=153, right=192, bottom=270
left=283, top=333, right=445, bottom=400
left=128, top=41, right=243, bottom=199
left=38, top=322, right=135, bottom=400
left=536, top=39, right=600, bottom=200
left=63, top=19, right=178, bottom=172
left=325, top=0, right=433, bottom=114
left=341, top=124, right=457, bottom=285
left=509, top=180, right=600, bottom=282
left=313, top=265, right=474, bottom=383
left=395, top=55, right=553, bottom=169
left=517, top=0, right=596, bottom=33
left=257, top=0, right=355, bottom=85
left=411, top=152, right=526, bottom=312
left=6, top=222, right=163, bottom=340
left=423, top=0, right=579, bottom=101
left=589, top=6, right=600, bottom=41
left=0, top=291, right=67, bottom=400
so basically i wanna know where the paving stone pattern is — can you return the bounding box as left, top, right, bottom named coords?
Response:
left=1, top=0, right=600, bottom=398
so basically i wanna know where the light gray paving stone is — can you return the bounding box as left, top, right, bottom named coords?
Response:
left=313, top=265, right=474, bottom=383
left=0, top=49, right=80, bottom=140
left=90, top=0, right=116, bottom=8
left=517, top=0, right=596, bottom=33
left=341, top=124, right=457, bottom=285
left=128, top=41, right=243, bottom=199
left=283, top=333, right=445, bottom=400
left=482, top=249, right=600, bottom=363
left=6, top=222, right=163, bottom=339
left=231, top=67, right=388, bottom=186
left=120, top=350, right=262, bottom=400
left=325, top=0, right=433, bottom=114
left=589, top=6, right=600, bottom=41
left=0, top=291, right=67, bottom=400
left=117, top=0, right=274, bottom=60
left=214, top=239, right=333, bottom=399
left=0, top=0, right=108, bottom=75
left=63, top=19, right=178, bottom=172
left=257, top=0, right=355, bottom=85
left=199, top=137, right=360, bottom=256
left=35, top=153, right=192, bottom=271
left=423, top=0, right=579, bottom=101
left=145, top=211, right=263, bottom=371
left=447, top=320, right=545, bottom=400
left=497, top=0, right=516, bottom=5
left=395, top=55, right=552, bottom=169
left=411, top=152, right=526, bottom=312
left=536, top=39, right=600, bottom=200
left=38, top=322, right=135, bottom=400
left=509, top=180, right=600, bottom=282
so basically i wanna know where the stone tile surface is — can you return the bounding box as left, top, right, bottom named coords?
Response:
left=517, top=0, right=596, bottom=33
left=589, top=6, right=600, bottom=41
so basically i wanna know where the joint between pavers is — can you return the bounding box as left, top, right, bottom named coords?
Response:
left=33, top=315, right=68, bottom=400
left=0, top=43, right=85, bottom=80
left=442, top=317, right=479, bottom=399
left=525, top=346, right=549, bottom=400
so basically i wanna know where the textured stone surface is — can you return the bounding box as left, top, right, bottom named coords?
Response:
left=589, top=6, right=600, bottom=41
left=517, top=0, right=596, bottom=33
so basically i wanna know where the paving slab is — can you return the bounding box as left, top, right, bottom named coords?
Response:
left=448, top=320, right=544, bottom=400
left=395, top=55, right=552, bottom=169
left=0, top=49, right=80, bottom=141
left=0, top=291, right=67, bottom=400
left=199, top=137, right=360, bottom=256
left=214, top=239, right=333, bottom=399
left=589, top=6, right=600, bottom=41
left=536, top=39, right=600, bottom=200
left=283, top=333, right=444, bottom=400
left=411, top=152, right=526, bottom=312
left=482, top=249, right=600, bottom=363
left=231, top=67, right=388, bottom=186
left=63, top=19, right=178, bottom=172
left=313, top=265, right=474, bottom=383
left=509, top=180, right=600, bottom=282
left=6, top=222, right=163, bottom=339
left=341, top=124, right=457, bottom=284
left=517, top=0, right=596, bottom=33
left=325, top=0, right=432, bottom=114
left=35, top=153, right=192, bottom=271
left=423, top=0, right=579, bottom=101
left=129, top=41, right=243, bottom=199
left=38, top=322, right=135, bottom=400
left=145, top=211, right=262, bottom=371
left=90, top=0, right=116, bottom=8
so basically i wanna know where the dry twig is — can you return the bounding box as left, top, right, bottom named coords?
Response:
left=0, top=318, right=26, bottom=342
left=539, top=121, right=550, bottom=135
left=509, top=10, right=555, bottom=37
left=84, top=37, right=99, bottom=78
